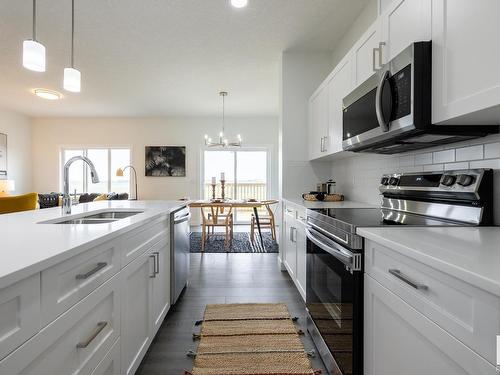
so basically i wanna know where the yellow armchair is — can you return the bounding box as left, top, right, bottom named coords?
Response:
left=0, top=193, right=39, bottom=214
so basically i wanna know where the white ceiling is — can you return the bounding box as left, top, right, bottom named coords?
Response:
left=0, top=0, right=368, bottom=117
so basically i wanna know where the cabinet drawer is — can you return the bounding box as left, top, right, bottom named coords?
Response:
left=0, top=275, right=121, bottom=375
left=365, top=240, right=500, bottom=364
left=0, top=274, right=40, bottom=361
left=121, top=218, right=168, bottom=266
left=90, top=338, right=120, bottom=375
left=365, top=274, right=496, bottom=375
left=41, top=239, right=120, bottom=326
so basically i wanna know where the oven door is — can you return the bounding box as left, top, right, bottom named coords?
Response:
left=305, top=226, right=363, bottom=375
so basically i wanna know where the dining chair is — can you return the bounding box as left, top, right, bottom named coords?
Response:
left=200, top=204, right=234, bottom=251
left=250, top=199, right=279, bottom=243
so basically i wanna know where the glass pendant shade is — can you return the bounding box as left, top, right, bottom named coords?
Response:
left=23, top=40, right=46, bottom=72
left=63, top=67, right=81, bottom=92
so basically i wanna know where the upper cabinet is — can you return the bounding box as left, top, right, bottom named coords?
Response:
left=328, top=56, right=353, bottom=155
left=308, top=84, right=329, bottom=160
left=380, top=0, right=431, bottom=63
left=432, top=0, right=500, bottom=125
left=351, top=19, right=382, bottom=88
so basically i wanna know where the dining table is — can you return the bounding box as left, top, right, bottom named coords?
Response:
left=189, top=199, right=268, bottom=250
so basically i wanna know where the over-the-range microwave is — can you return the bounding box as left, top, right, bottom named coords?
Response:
left=342, top=41, right=499, bottom=154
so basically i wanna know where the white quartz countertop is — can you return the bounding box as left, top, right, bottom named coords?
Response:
left=283, top=198, right=376, bottom=209
left=0, top=200, right=189, bottom=289
left=358, top=226, right=500, bottom=298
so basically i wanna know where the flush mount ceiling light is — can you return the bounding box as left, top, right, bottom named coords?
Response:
left=204, top=91, right=242, bottom=148
left=231, top=0, right=248, bottom=8
left=33, top=88, right=62, bottom=100
left=23, top=0, right=46, bottom=72
left=63, top=0, right=81, bottom=92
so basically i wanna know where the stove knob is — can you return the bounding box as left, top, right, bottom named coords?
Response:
left=380, top=177, right=389, bottom=185
left=456, top=174, right=475, bottom=187
left=440, top=174, right=456, bottom=187
left=389, top=177, right=399, bottom=186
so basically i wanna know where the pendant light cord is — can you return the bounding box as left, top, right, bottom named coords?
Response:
left=71, top=0, right=75, bottom=67
left=222, top=93, right=225, bottom=135
left=32, top=0, right=37, bottom=40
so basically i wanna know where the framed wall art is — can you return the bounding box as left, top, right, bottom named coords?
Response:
left=145, top=146, right=186, bottom=177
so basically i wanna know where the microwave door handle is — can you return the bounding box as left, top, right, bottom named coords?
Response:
left=376, top=70, right=391, bottom=132
left=305, top=227, right=354, bottom=268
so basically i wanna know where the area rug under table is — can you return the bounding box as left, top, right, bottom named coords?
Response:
left=186, top=303, right=321, bottom=375
left=190, top=232, right=279, bottom=253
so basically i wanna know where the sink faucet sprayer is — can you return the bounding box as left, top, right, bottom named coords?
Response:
left=63, top=156, right=100, bottom=214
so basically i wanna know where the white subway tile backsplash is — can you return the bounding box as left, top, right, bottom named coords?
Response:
left=470, top=159, right=500, bottom=169
left=399, top=155, right=414, bottom=167
left=424, top=164, right=444, bottom=172
left=414, top=152, right=433, bottom=165
left=433, top=149, right=455, bottom=163
left=484, top=142, right=500, bottom=159
left=444, top=162, right=469, bottom=171
left=455, top=145, right=483, bottom=161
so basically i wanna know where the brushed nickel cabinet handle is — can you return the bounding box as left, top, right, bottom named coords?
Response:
left=389, top=269, right=428, bottom=290
left=75, top=262, right=107, bottom=280
left=76, top=321, right=108, bottom=348
left=153, top=251, right=160, bottom=274
left=372, top=47, right=378, bottom=72
left=378, top=42, right=386, bottom=67
left=149, top=254, right=157, bottom=278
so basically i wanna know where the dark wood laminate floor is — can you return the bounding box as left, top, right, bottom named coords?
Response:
left=136, top=253, right=326, bottom=375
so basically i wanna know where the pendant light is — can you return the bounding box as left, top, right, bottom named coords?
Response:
left=23, top=0, right=46, bottom=72
left=204, top=91, right=242, bottom=147
left=63, top=0, right=81, bottom=92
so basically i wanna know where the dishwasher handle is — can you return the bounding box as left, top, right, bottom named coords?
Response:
left=174, top=213, right=191, bottom=225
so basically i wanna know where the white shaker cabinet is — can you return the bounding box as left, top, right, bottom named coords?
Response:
left=151, top=236, right=170, bottom=336
left=364, top=274, right=496, bottom=375
left=327, top=55, right=353, bottom=154
left=308, top=84, right=329, bottom=160
left=380, top=0, right=431, bottom=63
left=120, top=248, right=155, bottom=375
left=294, top=214, right=307, bottom=299
left=283, top=212, right=297, bottom=280
left=432, top=0, right=500, bottom=125
left=351, top=19, right=382, bottom=88
left=0, top=273, right=40, bottom=361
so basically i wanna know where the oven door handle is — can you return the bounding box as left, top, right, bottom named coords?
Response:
left=306, top=227, right=360, bottom=270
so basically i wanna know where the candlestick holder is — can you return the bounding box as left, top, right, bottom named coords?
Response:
left=221, top=180, right=226, bottom=200
left=211, top=183, right=216, bottom=200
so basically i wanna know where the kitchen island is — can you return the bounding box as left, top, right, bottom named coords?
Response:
left=0, top=200, right=189, bottom=375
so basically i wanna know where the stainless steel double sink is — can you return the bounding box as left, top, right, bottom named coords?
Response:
left=40, top=210, right=144, bottom=224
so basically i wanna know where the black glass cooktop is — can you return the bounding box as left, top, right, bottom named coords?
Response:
left=310, top=208, right=461, bottom=228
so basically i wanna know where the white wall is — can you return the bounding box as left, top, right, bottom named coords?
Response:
left=279, top=51, right=333, bottom=199
left=31, top=116, right=279, bottom=203
left=0, top=106, right=32, bottom=194
left=331, top=135, right=500, bottom=225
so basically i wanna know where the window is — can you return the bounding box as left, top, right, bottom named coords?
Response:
left=60, top=148, right=131, bottom=194
left=203, top=149, right=268, bottom=222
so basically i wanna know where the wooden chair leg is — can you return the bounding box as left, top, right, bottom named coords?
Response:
left=271, top=219, right=276, bottom=241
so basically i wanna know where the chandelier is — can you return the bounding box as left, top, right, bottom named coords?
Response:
left=204, top=91, right=242, bottom=147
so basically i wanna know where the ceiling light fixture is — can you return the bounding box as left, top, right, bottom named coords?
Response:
left=63, top=0, right=81, bottom=92
left=205, top=91, right=242, bottom=148
left=33, top=88, right=62, bottom=100
left=231, top=0, right=248, bottom=8
left=23, top=0, right=46, bottom=72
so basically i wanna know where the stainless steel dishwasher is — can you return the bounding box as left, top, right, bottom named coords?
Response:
left=170, top=206, right=191, bottom=304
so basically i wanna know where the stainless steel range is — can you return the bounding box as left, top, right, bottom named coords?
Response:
left=305, top=169, right=494, bottom=375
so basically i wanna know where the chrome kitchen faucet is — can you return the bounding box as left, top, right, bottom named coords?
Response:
left=62, top=156, right=100, bottom=214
